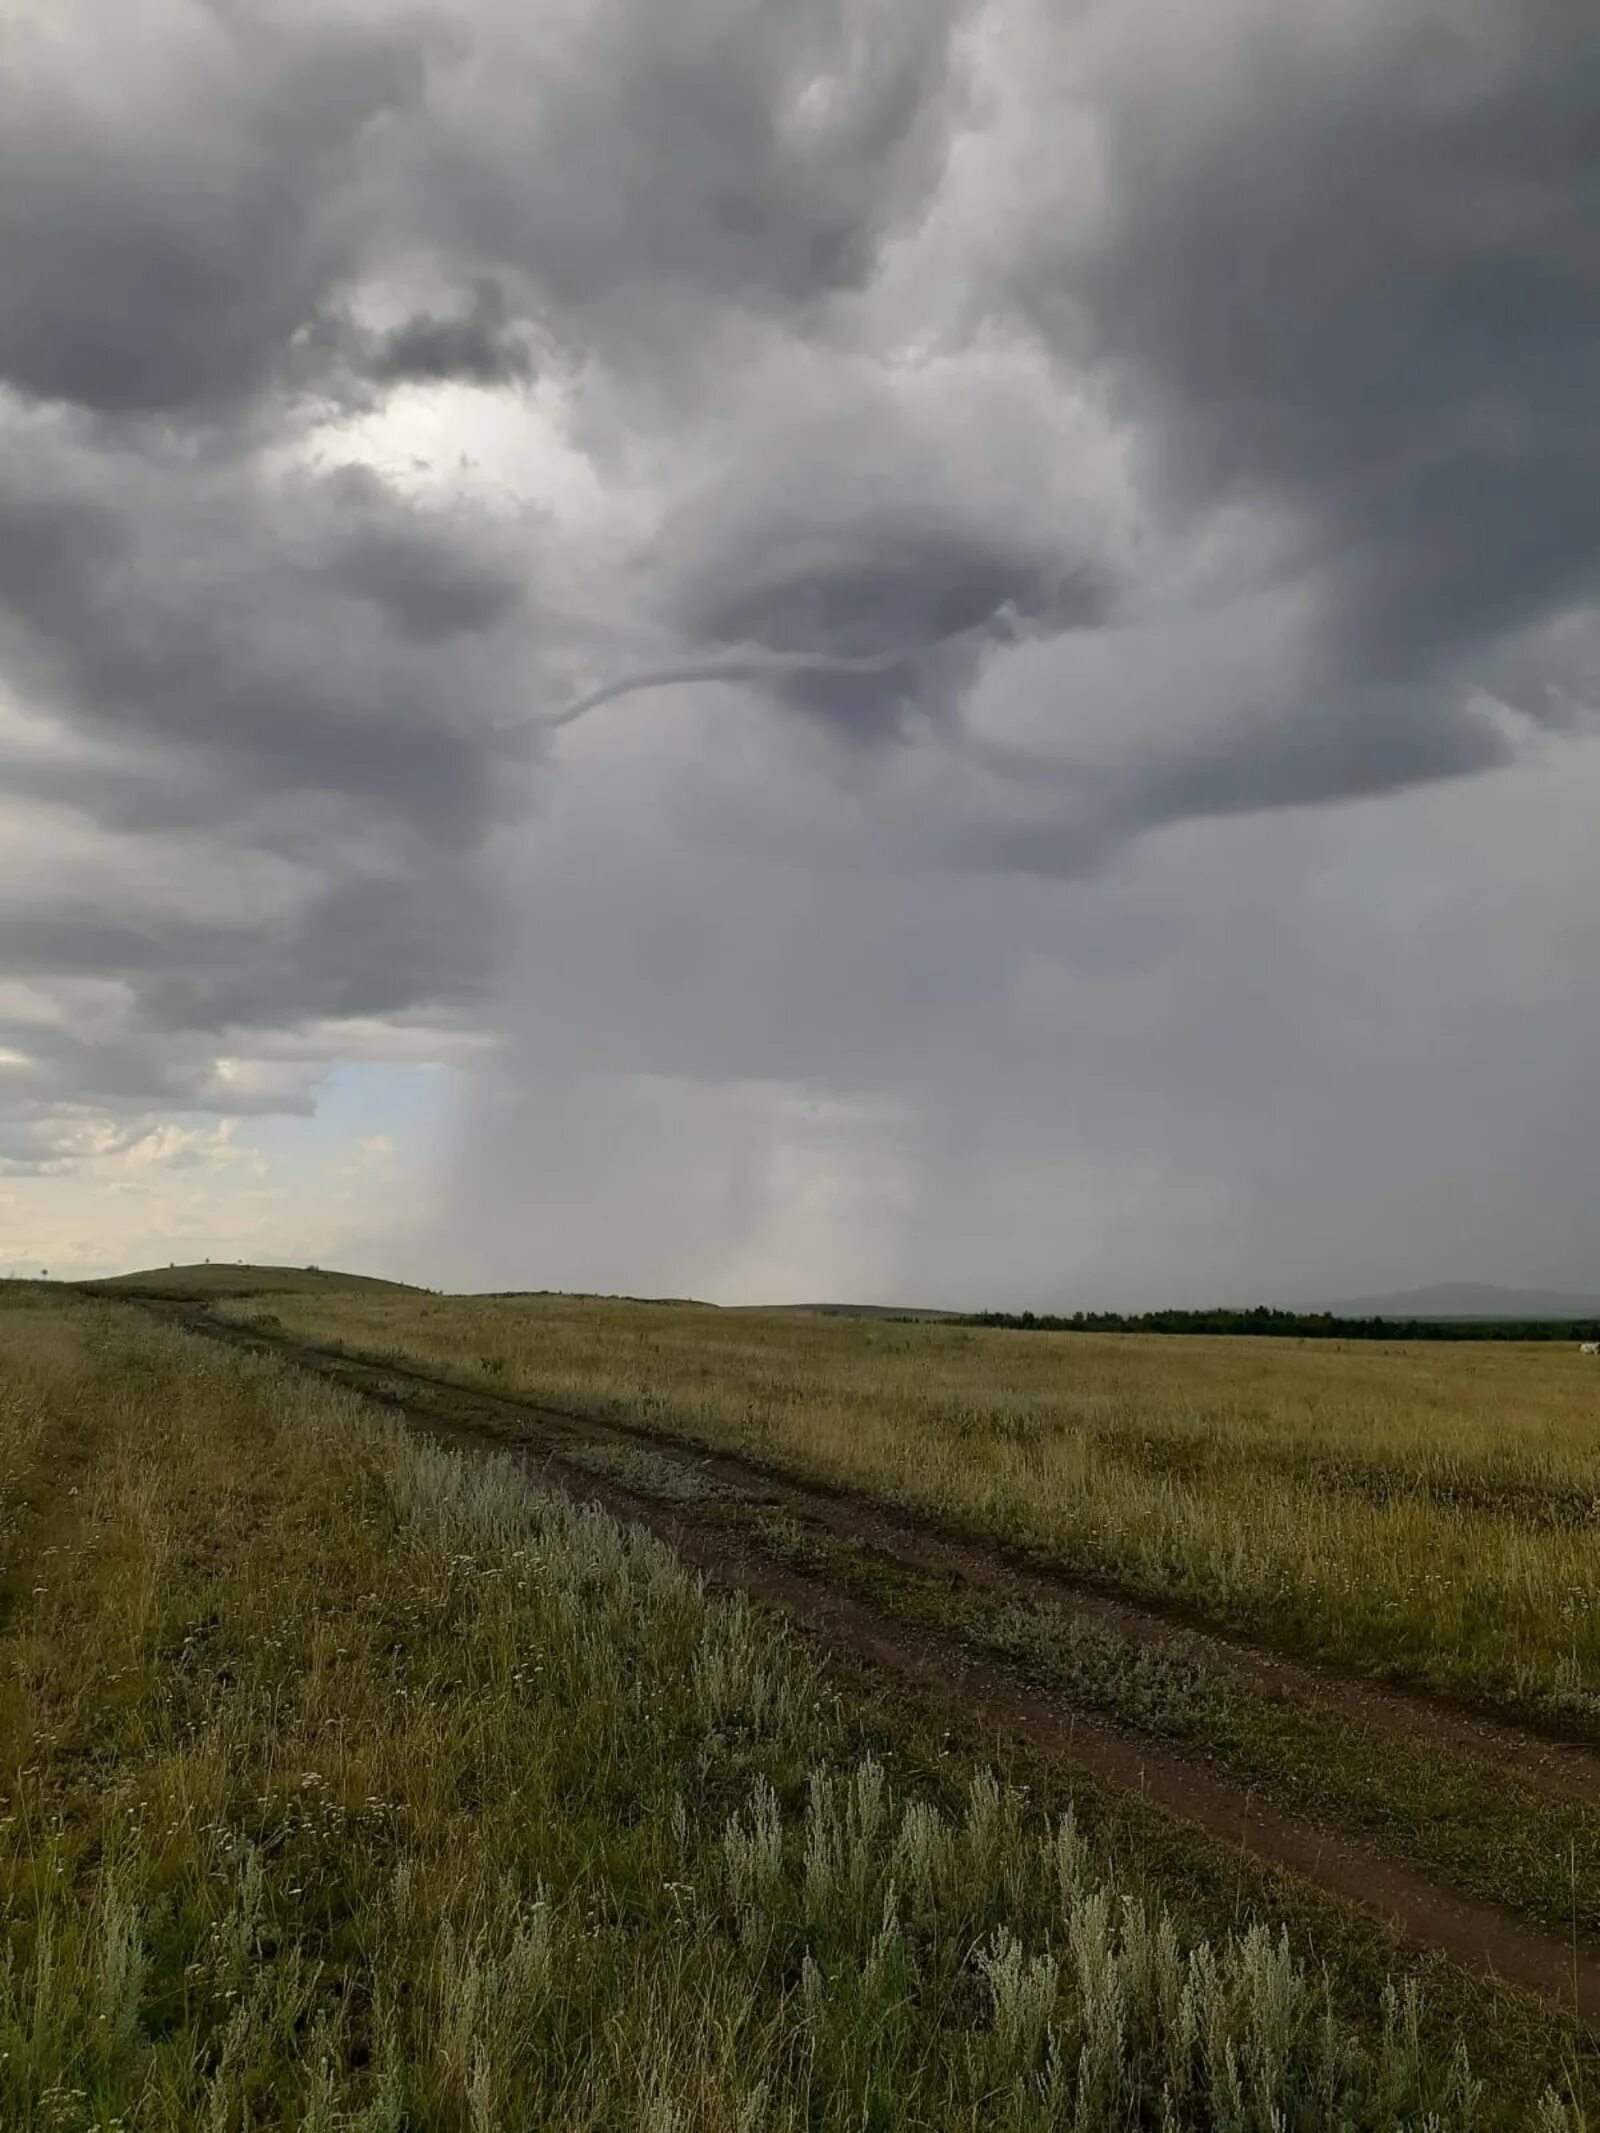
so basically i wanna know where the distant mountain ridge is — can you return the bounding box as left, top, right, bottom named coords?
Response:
left=1315, top=1282, right=1600, bottom=1321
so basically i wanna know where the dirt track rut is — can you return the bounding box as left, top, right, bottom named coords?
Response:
left=150, top=1298, right=1600, bottom=2020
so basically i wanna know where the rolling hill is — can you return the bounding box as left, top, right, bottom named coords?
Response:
left=84, top=1262, right=423, bottom=1301
left=1317, top=1281, right=1600, bottom=1321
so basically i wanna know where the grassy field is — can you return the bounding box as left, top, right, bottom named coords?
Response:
left=214, top=1288, right=1600, bottom=1729
left=6, top=1286, right=1569, bottom=2127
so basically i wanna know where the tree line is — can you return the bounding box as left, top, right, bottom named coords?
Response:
left=953, top=1306, right=1600, bottom=1342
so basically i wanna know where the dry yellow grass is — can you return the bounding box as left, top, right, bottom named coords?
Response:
left=3, top=1288, right=1526, bottom=2127
left=221, top=1290, right=1600, bottom=1725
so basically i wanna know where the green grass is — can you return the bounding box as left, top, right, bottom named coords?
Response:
left=571, top=1441, right=1600, bottom=1952
left=1, top=1291, right=1580, bottom=2126
left=220, top=1288, right=1600, bottom=1729
left=560, top=1436, right=729, bottom=1502
left=739, top=1507, right=1600, bottom=1944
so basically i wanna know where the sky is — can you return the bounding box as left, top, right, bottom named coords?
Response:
left=2, top=0, right=1598, bottom=1305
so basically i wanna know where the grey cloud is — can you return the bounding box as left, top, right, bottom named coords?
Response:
left=0, top=866, right=492, bottom=1021
left=0, top=4, right=547, bottom=1175
left=0, top=910, right=235, bottom=983
left=1047, top=0, right=1600, bottom=694
left=633, top=375, right=1119, bottom=743
left=0, top=491, right=130, bottom=634
left=683, top=528, right=1102, bottom=738
left=0, top=436, right=528, bottom=838
left=0, top=3, right=431, bottom=416
left=0, top=442, right=521, bottom=1157
left=0, top=1027, right=296, bottom=1131
left=133, top=868, right=501, bottom=1036
left=0, top=856, right=496, bottom=1137
left=3, top=0, right=1599, bottom=1303
left=414, top=0, right=974, bottom=375
left=0, top=1116, right=150, bottom=1179
left=541, top=551, right=1102, bottom=742
left=1120, top=685, right=1518, bottom=832
left=362, top=279, right=537, bottom=389
left=971, top=676, right=1522, bottom=881
left=3, top=0, right=974, bottom=420
left=317, top=471, right=528, bottom=642
left=544, top=651, right=934, bottom=732
left=688, top=535, right=1044, bottom=658
left=435, top=729, right=1600, bottom=1305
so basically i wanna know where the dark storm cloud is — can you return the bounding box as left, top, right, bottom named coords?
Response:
left=0, top=434, right=528, bottom=837
left=543, top=535, right=1105, bottom=744
left=984, top=691, right=1519, bottom=880
left=0, top=4, right=433, bottom=416
left=1, top=0, right=995, bottom=1188
left=410, top=0, right=975, bottom=373
left=133, top=868, right=501, bottom=1036
left=852, top=0, right=1600, bottom=879
left=0, top=391, right=524, bottom=1139
left=0, top=909, right=244, bottom=983
left=680, top=526, right=1104, bottom=739
left=0, top=865, right=495, bottom=1026
left=316, top=469, right=529, bottom=642
left=0, top=0, right=977, bottom=421
left=3, top=0, right=1599, bottom=1302
left=628, top=379, right=1120, bottom=745
left=1048, top=0, right=1600, bottom=698
left=0, top=853, right=497, bottom=1131
left=361, top=279, right=538, bottom=390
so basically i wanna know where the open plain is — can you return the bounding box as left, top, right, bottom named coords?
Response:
left=6, top=1269, right=1600, bottom=2125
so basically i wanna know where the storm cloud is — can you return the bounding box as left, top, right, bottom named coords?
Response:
left=3, top=0, right=1598, bottom=1296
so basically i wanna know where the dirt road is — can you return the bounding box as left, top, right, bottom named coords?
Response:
left=148, top=1297, right=1600, bottom=2021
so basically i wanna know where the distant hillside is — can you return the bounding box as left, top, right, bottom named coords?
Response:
left=86, top=1262, right=422, bottom=1301
left=738, top=1302, right=958, bottom=1321
left=1318, top=1282, right=1600, bottom=1321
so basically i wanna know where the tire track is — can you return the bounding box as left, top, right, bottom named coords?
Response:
left=168, top=1301, right=1600, bottom=1799
left=149, top=1298, right=1600, bottom=2021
